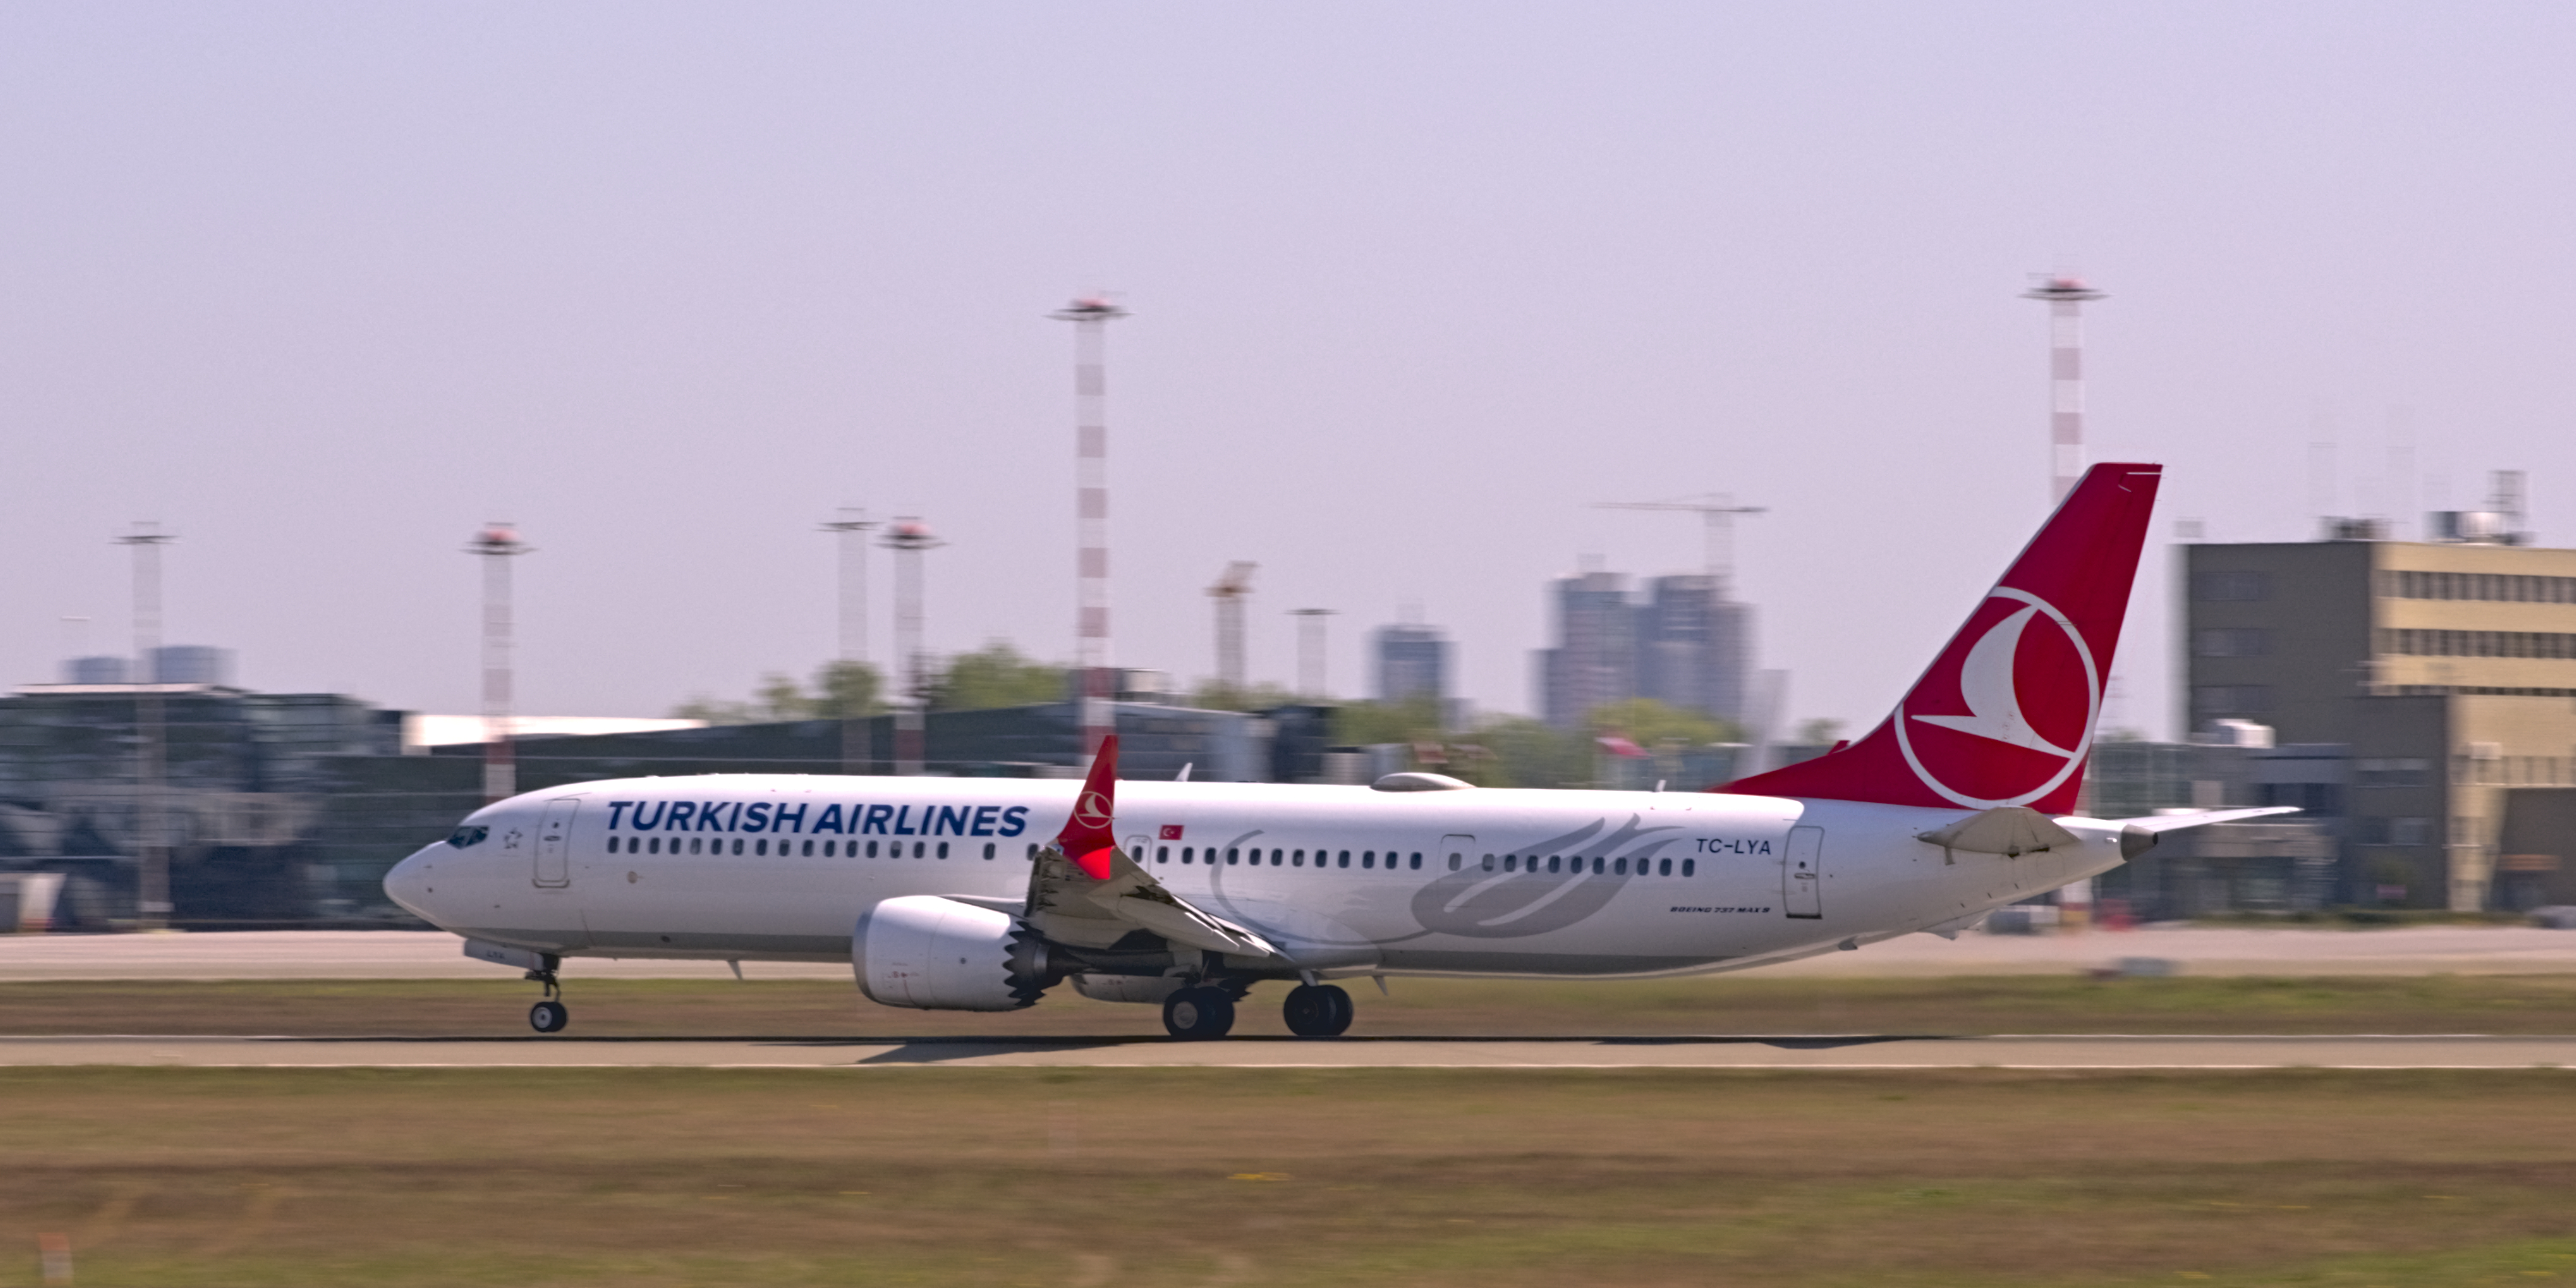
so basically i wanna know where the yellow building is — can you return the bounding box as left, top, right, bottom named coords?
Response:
left=2186, top=533, right=2576, bottom=910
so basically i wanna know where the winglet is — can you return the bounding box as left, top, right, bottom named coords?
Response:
left=1056, top=734, right=1121, bottom=879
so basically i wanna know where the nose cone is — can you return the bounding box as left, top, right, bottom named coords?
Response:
left=383, top=845, right=447, bottom=925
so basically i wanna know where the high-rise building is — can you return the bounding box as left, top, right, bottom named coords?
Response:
left=1537, top=570, right=1753, bottom=730
left=1637, top=574, right=1755, bottom=726
left=1538, top=571, right=1637, bottom=729
left=1373, top=623, right=1449, bottom=705
left=2183, top=506, right=2576, bottom=911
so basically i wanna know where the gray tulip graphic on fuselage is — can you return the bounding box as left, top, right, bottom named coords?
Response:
left=1407, top=815, right=1685, bottom=938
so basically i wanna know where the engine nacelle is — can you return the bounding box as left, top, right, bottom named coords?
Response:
left=854, top=896, right=1051, bottom=1012
left=1072, top=972, right=1186, bottom=1005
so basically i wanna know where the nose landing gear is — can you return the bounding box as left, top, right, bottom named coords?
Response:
left=526, top=964, right=569, bottom=1034
left=1282, top=983, right=1354, bottom=1037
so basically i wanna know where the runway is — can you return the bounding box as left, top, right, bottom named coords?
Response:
left=9, top=1033, right=2574, bottom=1069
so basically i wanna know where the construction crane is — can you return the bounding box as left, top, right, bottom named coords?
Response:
left=1206, top=562, right=1257, bottom=693
left=1591, top=495, right=1765, bottom=592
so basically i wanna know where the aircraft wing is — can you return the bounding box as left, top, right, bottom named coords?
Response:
left=1024, top=838, right=1283, bottom=957
left=1018, top=732, right=1284, bottom=960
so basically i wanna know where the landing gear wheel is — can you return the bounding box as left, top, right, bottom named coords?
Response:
left=1162, top=987, right=1236, bottom=1040
left=529, top=999, right=570, bottom=1034
left=1283, top=983, right=1354, bottom=1037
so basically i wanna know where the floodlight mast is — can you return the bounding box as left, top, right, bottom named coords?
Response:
left=1208, top=562, right=1258, bottom=696
left=1052, top=295, right=1128, bottom=763
left=821, top=509, right=879, bottom=773
left=880, top=518, right=944, bottom=775
left=2023, top=274, right=2106, bottom=504
left=115, top=523, right=175, bottom=930
left=466, top=525, right=533, bottom=804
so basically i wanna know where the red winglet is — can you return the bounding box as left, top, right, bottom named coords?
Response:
left=1056, top=734, right=1121, bottom=879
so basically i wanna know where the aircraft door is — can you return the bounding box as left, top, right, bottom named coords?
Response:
left=1783, top=826, right=1823, bottom=918
left=534, top=799, right=580, bottom=888
left=1439, top=835, right=1475, bottom=872
left=1125, top=834, right=1151, bottom=866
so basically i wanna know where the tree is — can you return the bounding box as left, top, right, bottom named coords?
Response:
left=927, top=643, right=1067, bottom=713
left=1330, top=694, right=1445, bottom=747
left=1188, top=680, right=1303, bottom=714
left=671, top=659, right=884, bottom=725
left=1472, top=717, right=1594, bottom=788
left=1794, top=717, right=1846, bottom=746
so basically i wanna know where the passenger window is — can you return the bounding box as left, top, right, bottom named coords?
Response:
left=645, top=837, right=658, bottom=854
left=1363, top=851, right=1376, bottom=869
left=1658, top=858, right=1672, bottom=876
left=867, top=841, right=879, bottom=858
left=729, top=839, right=742, bottom=855
left=1227, top=849, right=1239, bottom=865
left=1449, top=853, right=1461, bottom=871
left=1504, top=855, right=1517, bottom=872
left=1613, top=857, right=1627, bottom=875
left=1293, top=849, right=1304, bottom=866
left=1481, top=854, right=1495, bottom=872
left=1338, top=850, right=1351, bottom=868
left=1027, top=843, right=1039, bottom=860
left=937, top=842, right=949, bottom=860
left=800, top=840, right=812, bottom=857
left=1410, top=852, right=1422, bottom=870
left=1682, top=858, right=1695, bottom=877
left=756, top=840, right=769, bottom=856
left=1163, top=846, right=1175, bottom=864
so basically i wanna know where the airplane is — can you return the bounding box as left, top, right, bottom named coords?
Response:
left=384, top=461, right=2287, bottom=1039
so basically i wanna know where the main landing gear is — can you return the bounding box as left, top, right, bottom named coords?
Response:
left=1162, top=986, right=1236, bottom=1040
left=1158, top=981, right=1358, bottom=1040
left=1283, top=983, right=1354, bottom=1037
left=526, top=964, right=569, bottom=1034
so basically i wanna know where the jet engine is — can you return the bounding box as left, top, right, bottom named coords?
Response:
left=854, top=896, right=1054, bottom=1011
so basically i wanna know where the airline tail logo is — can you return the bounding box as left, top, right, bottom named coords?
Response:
left=1895, top=586, right=2099, bottom=808
left=1718, top=462, right=2159, bottom=817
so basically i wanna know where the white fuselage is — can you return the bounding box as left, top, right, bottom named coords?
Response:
left=384, top=774, right=2126, bottom=981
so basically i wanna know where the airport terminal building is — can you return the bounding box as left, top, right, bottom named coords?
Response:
left=2182, top=516, right=2576, bottom=911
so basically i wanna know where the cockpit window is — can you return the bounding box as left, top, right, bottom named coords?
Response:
left=447, top=825, right=490, bottom=848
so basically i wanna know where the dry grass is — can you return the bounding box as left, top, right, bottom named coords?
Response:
left=1, top=1067, right=2573, bottom=1286
left=4, top=973, right=2576, bottom=1038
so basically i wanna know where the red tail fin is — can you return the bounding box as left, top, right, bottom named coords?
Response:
left=1056, top=733, right=1121, bottom=878
left=1722, top=463, right=2161, bottom=814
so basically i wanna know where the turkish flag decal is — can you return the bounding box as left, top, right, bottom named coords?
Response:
left=1157, top=824, right=1185, bottom=841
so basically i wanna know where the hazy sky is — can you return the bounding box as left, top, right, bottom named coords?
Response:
left=3, top=4, right=2570, bottom=737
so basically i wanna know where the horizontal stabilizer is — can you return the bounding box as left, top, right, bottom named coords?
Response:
left=1914, top=806, right=2083, bottom=857
left=2109, top=805, right=2301, bottom=860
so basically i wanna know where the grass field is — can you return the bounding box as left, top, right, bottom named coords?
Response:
left=5, top=973, right=2576, bottom=1038
left=3, top=1066, right=2573, bottom=1286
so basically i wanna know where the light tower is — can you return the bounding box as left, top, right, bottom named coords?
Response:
left=1051, top=295, right=1129, bottom=762
left=1207, top=562, right=1257, bottom=697
left=2023, top=274, right=2106, bottom=504
left=820, top=508, right=878, bottom=773
left=881, top=518, right=943, bottom=775
left=1290, top=608, right=1337, bottom=700
left=115, top=522, right=175, bottom=929
left=466, top=523, right=533, bottom=803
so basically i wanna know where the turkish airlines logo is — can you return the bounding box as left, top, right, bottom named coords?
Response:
left=1072, top=791, right=1113, bottom=829
left=1894, top=586, right=2099, bottom=809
